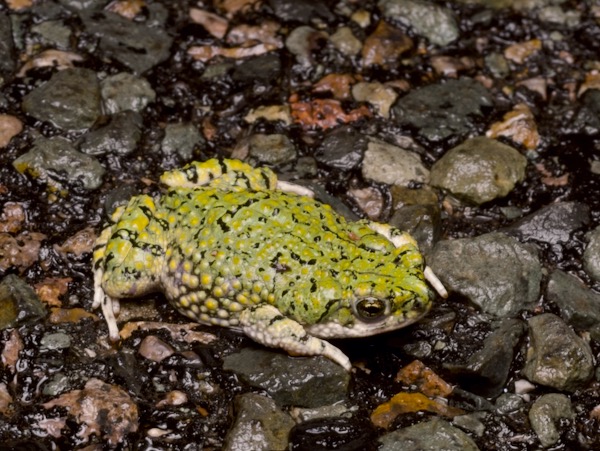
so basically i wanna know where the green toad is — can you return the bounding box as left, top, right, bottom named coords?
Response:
left=93, top=159, right=447, bottom=370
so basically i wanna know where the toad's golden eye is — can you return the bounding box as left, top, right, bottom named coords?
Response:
left=354, top=297, right=389, bottom=323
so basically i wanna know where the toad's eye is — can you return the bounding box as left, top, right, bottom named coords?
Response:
left=354, top=297, right=389, bottom=323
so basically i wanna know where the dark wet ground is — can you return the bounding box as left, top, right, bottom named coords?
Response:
left=1, top=0, right=600, bottom=449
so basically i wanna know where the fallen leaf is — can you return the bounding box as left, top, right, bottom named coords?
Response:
left=290, top=98, right=371, bottom=130
left=188, top=43, right=277, bottom=62
left=1, top=329, right=23, bottom=373
left=49, top=307, right=98, bottom=324
left=244, top=105, right=292, bottom=125
left=106, top=0, right=146, bottom=19
left=578, top=71, right=600, bottom=97
left=395, top=360, right=454, bottom=398
left=371, top=392, right=465, bottom=428
left=504, top=39, right=542, bottom=64
left=17, top=50, right=84, bottom=77
left=313, top=73, right=356, bottom=100
left=43, top=378, right=139, bottom=446
left=0, top=383, right=13, bottom=417
left=362, top=21, right=413, bottom=67
left=53, top=227, right=96, bottom=259
left=190, top=8, right=229, bottom=39
left=35, top=278, right=72, bottom=307
left=0, top=231, right=47, bottom=273
left=0, top=202, right=25, bottom=233
left=227, top=21, right=282, bottom=47
left=486, top=103, right=540, bottom=150
left=215, top=0, right=260, bottom=16
left=430, top=55, right=475, bottom=77
left=119, top=321, right=217, bottom=343
left=6, top=0, right=32, bottom=11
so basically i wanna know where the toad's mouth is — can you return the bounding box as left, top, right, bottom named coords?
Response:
left=305, top=308, right=430, bottom=339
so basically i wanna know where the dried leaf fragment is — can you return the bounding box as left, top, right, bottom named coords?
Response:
left=190, top=8, right=229, bottom=39
left=188, top=43, right=277, bottom=62
left=290, top=98, right=371, bottom=130
left=371, top=392, right=465, bottom=428
left=362, top=21, right=412, bottom=67
left=313, top=73, right=356, bottom=100
left=54, top=227, right=96, bottom=259
left=0, top=203, right=25, bottom=233
left=35, top=277, right=72, bottom=307
left=106, top=0, right=146, bottom=19
left=43, top=378, right=139, bottom=446
left=1, top=329, right=23, bottom=373
left=486, top=103, right=540, bottom=150
left=395, top=360, right=454, bottom=398
left=504, top=39, right=542, bottom=64
left=0, top=231, right=47, bottom=273
left=17, top=50, right=84, bottom=77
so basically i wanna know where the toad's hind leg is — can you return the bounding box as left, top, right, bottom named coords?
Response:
left=239, top=304, right=352, bottom=371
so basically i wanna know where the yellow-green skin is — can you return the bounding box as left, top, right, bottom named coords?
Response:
left=93, top=159, right=433, bottom=370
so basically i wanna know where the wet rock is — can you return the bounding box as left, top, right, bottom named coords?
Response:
left=495, top=393, right=525, bottom=415
left=40, top=332, right=72, bottom=351
left=430, top=137, right=527, bottom=205
left=248, top=134, right=296, bottom=166
left=348, top=186, right=384, bottom=219
left=523, top=313, right=594, bottom=391
left=0, top=12, right=16, bottom=83
left=352, top=82, right=398, bottom=118
left=138, top=336, right=175, bottom=363
left=484, top=53, right=510, bottom=78
left=389, top=204, right=441, bottom=257
left=537, top=6, right=581, bottom=28
left=330, top=27, right=362, bottom=56
left=289, top=417, right=376, bottom=450
left=429, top=232, right=542, bottom=317
left=222, top=348, right=350, bottom=407
left=584, top=226, right=600, bottom=282
left=503, top=201, right=590, bottom=245
left=572, top=89, right=600, bottom=135
left=529, top=394, right=574, bottom=447
left=43, top=373, right=70, bottom=397
left=545, top=270, right=600, bottom=341
left=22, top=68, right=101, bottom=130
left=79, top=110, right=143, bottom=156
left=378, top=0, right=459, bottom=46
left=223, top=393, right=294, bottom=451
left=161, top=122, right=204, bottom=160
left=100, top=72, right=156, bottom=114
left=378, top=418, right=479, bottom=451
left=267, top=0, right=334, bottom=23
left=0, top=114, right=23, bottom=148
left=445, top=318, right=525, bottom=398
left=13, top=136, right=105, bottom=190
left=0, top=275, right=47, bottom=330
left=80, top=11, right=172, bottom=74
left=285, top=26, right=328, bottom=66
left=362, top=139, right=429, bottom=186
left=31, top=20, right=72, bottom=49
left=392, top=79, right=493, bottom=142
left=314, top=126, right=368, bottom=171
left=232, top=53, right=281, bottom=84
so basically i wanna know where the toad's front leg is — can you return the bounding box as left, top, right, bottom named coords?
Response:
left=239, top=304, right=352, bottom=371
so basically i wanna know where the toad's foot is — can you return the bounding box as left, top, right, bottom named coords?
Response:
left=239, top=304, right=351, bottom=371
left=93, top=268, right=121, bottom=342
